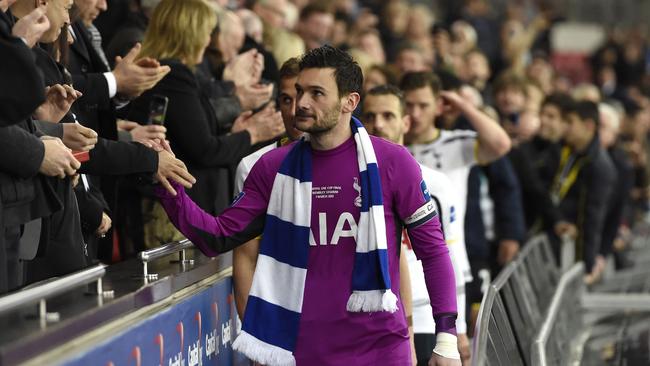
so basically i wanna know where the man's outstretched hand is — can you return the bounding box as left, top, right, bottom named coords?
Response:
left=156, top=147, right=196, bottom=196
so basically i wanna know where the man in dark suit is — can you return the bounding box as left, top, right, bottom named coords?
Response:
left=547, top=101, right=616, bottom=281
left=0, top=1, right=47, bottom=126
left=0, top=1, right=87, bottom=292
left=67, top=0, right=170, bottom=259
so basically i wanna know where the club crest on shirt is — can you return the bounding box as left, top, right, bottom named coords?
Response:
left=353, top=177, right=362, bottom=207
left=420, top=180, right=431, bottom=201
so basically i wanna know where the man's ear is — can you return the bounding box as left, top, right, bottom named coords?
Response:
left=342, top=92, right=361, bottom=114
left=403, top=114, right=412, bottom=133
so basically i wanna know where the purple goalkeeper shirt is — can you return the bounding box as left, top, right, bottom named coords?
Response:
left=157, top=136, right=457, bottom=366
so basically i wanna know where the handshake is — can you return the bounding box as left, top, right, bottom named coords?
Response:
left=143, top=138, right=196, bottom=196
left=40, top=120, right=195, bottom=196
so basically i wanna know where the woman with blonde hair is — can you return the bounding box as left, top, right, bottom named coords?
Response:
left=128, top=0, right=284, bottom=247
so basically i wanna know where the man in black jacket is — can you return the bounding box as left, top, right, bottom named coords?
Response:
left=0, top=0, right=83, bottom=293
left=598, top=103, right=634, bottom=271
left=548, top=100, right=615, bottom=277
left=0, top=1, right=47, bottom=126
left=67, top=0, right=169, bottom=258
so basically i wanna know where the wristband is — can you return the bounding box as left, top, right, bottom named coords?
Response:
left=432, top=332, right=460, bottom=360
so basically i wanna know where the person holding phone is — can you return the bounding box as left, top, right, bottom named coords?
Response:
left=127, top=0, right=284, bottom=247
left=6, top=0, right=195, bottom=281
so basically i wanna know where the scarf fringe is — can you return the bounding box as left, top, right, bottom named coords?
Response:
left=233, top=331, right=296, bottom=366
left=346, top=289, right=398, bottom=313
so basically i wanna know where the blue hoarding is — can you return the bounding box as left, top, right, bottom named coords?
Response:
left=61, top=277, right=249, bottom=366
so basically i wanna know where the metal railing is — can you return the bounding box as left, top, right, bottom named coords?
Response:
left=472, top=234, right=566, bottom=366
left=472, top=284, right=497, bottom=365
left=531, top=262, right=585, bottom=366
left=138, top=239, right=195, bottom=280
left=0, top=264, right=107, bottom=323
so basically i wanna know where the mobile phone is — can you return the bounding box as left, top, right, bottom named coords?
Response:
left=148, top=95, right=169, bottom=126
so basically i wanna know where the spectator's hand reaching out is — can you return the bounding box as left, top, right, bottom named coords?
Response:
left=140, top=138, right=174, bottom=157
left=117, top=120, right=167, bottom=145
left=34, top=84, right=82, bottom=123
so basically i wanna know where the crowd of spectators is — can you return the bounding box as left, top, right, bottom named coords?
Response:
left=2, top=0, right=650, bottom=364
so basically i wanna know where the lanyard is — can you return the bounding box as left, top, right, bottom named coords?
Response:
left=550, top=146, right=588, bottom=204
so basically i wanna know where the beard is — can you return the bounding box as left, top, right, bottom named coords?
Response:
left=295, top=101, right=342, bottom=134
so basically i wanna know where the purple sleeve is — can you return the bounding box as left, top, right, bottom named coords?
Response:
left=155, top=158, right=272, bottom=257
left=393, top=148, right=458, bottom=335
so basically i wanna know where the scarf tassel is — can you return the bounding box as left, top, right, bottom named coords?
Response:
left=233, top=331, right=296, bottom=366
left=346, top=289, right=398, bottom=313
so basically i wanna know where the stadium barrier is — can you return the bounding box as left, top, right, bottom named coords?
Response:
left=472, top=234, right=580, bottom=366
left=0, top=241, right=247, bottom=366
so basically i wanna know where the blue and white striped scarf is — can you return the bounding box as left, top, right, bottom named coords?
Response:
left=232, top=118, right=397, bottom=366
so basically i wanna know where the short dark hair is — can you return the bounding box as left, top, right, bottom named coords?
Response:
left=566, top=100, right=600, bottom=126
left=279, top=57, right=300, bottom=80
left=299, top=45, right=363, bottom=96
left=365, top=84, right=405, bottom=115
left=542, top=93, right=574, bottom=115
left=399, top=71, right=442, bottom=96
left=436, top=69, right=463, bottom=91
